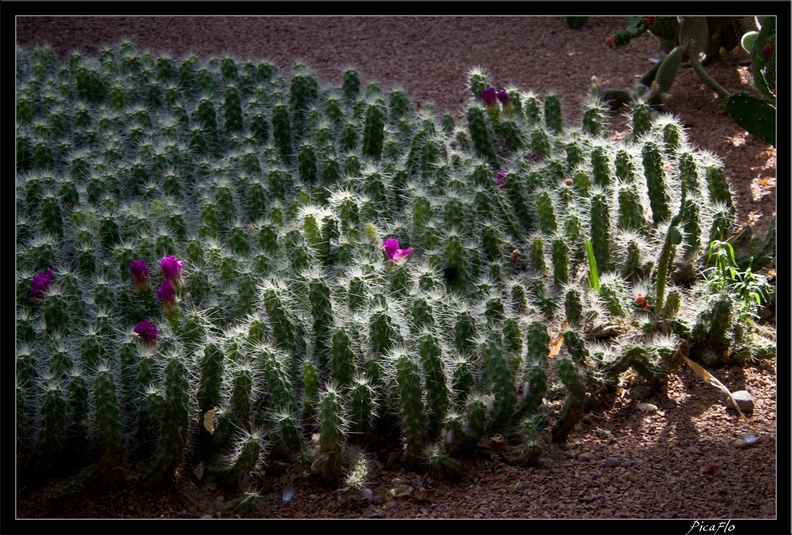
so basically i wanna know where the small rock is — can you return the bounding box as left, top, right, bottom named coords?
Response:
left=577, top=452, right=594, bottom=462
left=726, top=390, right=755, bottom=413
left=733, top=433, right=759, bottom=449
left=362, top=505, right=383, bottom=518
left=637, top=402, right=658, bottom=413
left=631, top=385, right=652, bottom=400
left=390, top=484, right=413, bottom=498
left=604, top=457, right=620, bottom=468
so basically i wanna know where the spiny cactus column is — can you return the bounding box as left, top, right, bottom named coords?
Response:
left=219, top=430, right=266, bottom=486
left=482, top=336, right=516, bottom=430
left=317, top=387, right=345, bottom=482
left=147, top=352, right=190, bottom=487
left=92, top=365, right=126, bottom=467
left=550, top=358, right=586, bottom=443
left=393, top=350, right=427, bottom=462
left=417, top=331, right=450, bottom=441
left=642, top=140, right=671, bottom=225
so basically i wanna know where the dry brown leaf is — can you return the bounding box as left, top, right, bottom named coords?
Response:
left=548, top=321, right=567, bottom=359
left=683, top=356, right=748, bottom=421
left=203, top=407, right=217, bottom=434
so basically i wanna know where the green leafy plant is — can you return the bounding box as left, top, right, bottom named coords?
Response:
left=704, top=239, right=771, bottom=316
left=585, top=238, right=600, bottom=291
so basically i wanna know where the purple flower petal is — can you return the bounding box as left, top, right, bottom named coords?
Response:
left=382, top=238, right=400, bottom=260
left=134, top=319, right=159, bottom=346
left=481, top=87, right=498, bottom=107
left=129, top=259, right=149, bottom=285
left=160, top=255, right=183, bottom=283
left=156, top=279, right=176, bottom=303
left=29, top=268, right=53, bottom=299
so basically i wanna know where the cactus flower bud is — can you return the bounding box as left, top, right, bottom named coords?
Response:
left=762, top=43, right=774, bottom=57
left=605, top=34, right=617, bottom=48
left=30, top=268, right=53, bottom=300
left=129, top=259, right=151, bottom=292
left=495, top=169, right=507, bottom=190
left=159, top=255, right=184, bottom=291
left=382, top=238, right=413, bottom=265
left=496, top=90, right=513, bottom=112
left=481, top=87, right=498, bottom=107
left=524, top=151, right=542, bottom=163
left=509, top=249, right=521, bottom=261
left=635, top=293, right=649, bottom=309
left=134, top=319, right=159, bottom=347
left=156, top=279, right=180, bottom=325
left=643, top=16, right=656, bottom=26
left=156, top=278, right=176, bottom=305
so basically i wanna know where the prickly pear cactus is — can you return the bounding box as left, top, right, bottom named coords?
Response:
left=15, top=42, right=773, bottom=502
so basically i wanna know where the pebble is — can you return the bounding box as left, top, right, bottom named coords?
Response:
left=637, top=402, right=658, bottom=413
left=577, top=452, right=594, bottom=462
left=604, top=457, right=620, bottom=468
left=632, top=385, right=652, bottom=400
left=726, top=390, right=755, bottom=413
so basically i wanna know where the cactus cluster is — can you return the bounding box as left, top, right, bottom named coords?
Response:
left=15, top=42, right=774, bottom=509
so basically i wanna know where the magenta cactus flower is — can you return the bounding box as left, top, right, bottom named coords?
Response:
left=762, top=43, right=774, bottom=57
left=129, top=259, right=150, bottom=291
left=134, top=319, right=159, bottom=347
left=496, top=90, right=510, bottom=105
left=160, top=255, right=184, bottom=291
left=481, top=87, right=498, bottom=107
left=156, top=278, right=180, bottom=325
left=495, top=169, right=508, bottom=190
left=156, top=279, right=177, bottom=306
left=29, top=268, right=53, bottom=300
left=382, top=238, right=413, bottom=265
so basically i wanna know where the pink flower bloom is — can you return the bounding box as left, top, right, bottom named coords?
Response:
left=30, top=268, right=53, bottom=300
left=156, top=279, right=177, bottom=306
left=160, top=255, right=184, bottom=290
left=481, top=87, right=498, bottom=107
left=134, top=319, right=159, bottom=347
left=495, top=169, right=508, bottom=190
left=509, top=250, right=520, bottom=261
left=635, top=293, right=649, bottom=310
left=382, top=238, right=413, bottom=265
left=129, top=259, right=150, bottom=291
